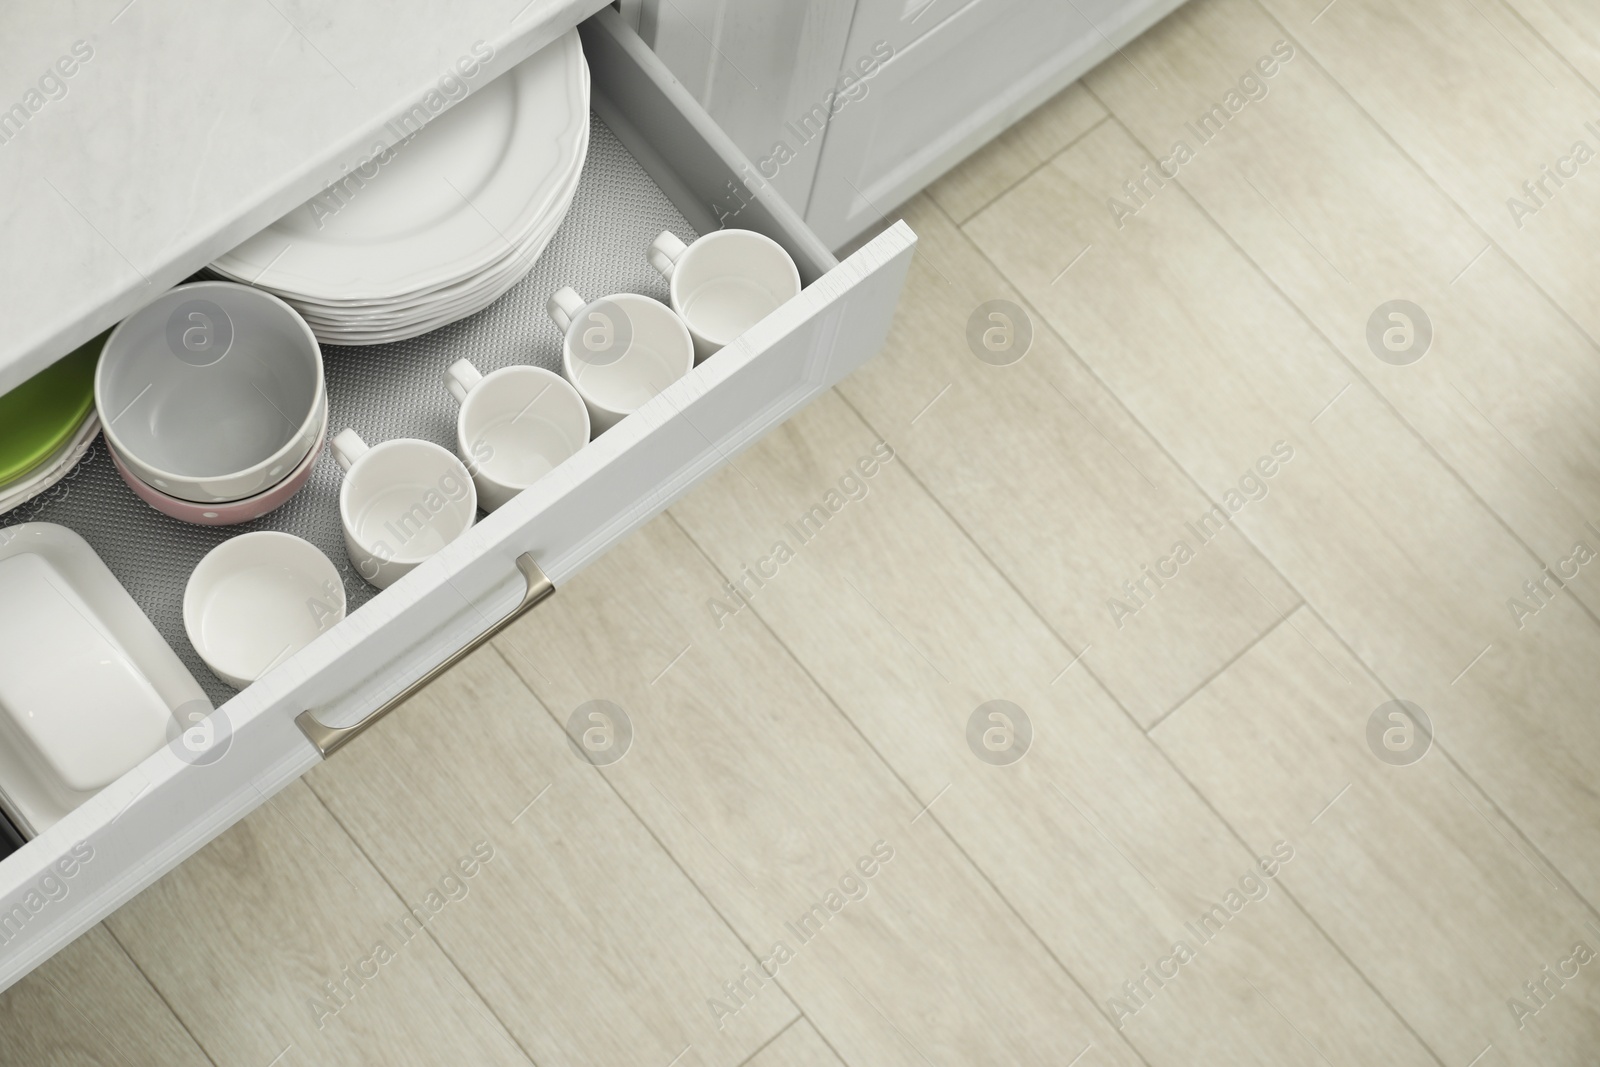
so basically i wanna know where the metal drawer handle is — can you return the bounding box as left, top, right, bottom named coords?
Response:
left=295, top=553, right=555, bottom=759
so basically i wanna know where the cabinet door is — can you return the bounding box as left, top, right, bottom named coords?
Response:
left=642, top=0, right=856, bottom=212
left=808, top=0, right=1189, bottom=248
left=843, top=0, right=977, bottom=59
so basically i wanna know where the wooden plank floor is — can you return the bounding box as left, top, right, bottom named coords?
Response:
left=7, top=0, right=1600, bottom=1061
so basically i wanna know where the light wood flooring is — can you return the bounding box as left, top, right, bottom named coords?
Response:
left=9, top=0, right=1600, bottom=1061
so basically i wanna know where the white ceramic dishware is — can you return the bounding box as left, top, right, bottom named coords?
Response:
left=227, top=137, right=586, bottom=348
left=210, top=30, right=590, bottom=346
left=110, top=394, right=326, bottom=526
left=0, top=553, right=170, bottom=818
left=648, top=229, right=802, bottom=361
left=547, top=287, right=694, bottom=434
left=184, top=532, right=346, bottom=688
left=0, top=523, right=209, bottom=835
left=332, top=429, right=477, bottom=588
left=444, top=359, right=589, bottom=511
left=96, top=281, right=325, bottom=504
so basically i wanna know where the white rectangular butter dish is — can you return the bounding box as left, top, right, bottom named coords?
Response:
left=0, top=524, right=209, bottom=834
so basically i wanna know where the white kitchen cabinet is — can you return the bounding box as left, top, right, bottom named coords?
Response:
left=0, top=7, right=914, bottom=992
left=642, top=0, right=1188, bottom=249
left=808, top=0, right=1188, bottom=247
left=644, top=0, right=857, bottom=211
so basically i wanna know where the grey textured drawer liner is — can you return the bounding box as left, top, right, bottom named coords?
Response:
left=3, top=115, right=697, bottom=705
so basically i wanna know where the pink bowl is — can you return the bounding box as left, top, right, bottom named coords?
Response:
left=110, top=399, right=326, bottom=526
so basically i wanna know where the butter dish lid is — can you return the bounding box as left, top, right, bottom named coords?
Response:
left=0, top=552, right=170, bottom=793
left=0, top=523, right=209, bottom=834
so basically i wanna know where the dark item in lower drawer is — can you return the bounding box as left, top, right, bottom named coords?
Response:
left=0, top=806, right=23, bottom=857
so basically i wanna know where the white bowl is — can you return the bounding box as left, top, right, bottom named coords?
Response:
left=97, top=281, right=325, bottom=504
left=183, top=532, right=346, bottom=688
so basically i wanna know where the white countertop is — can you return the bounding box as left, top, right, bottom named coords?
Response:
left=0, top=0, right=608, bottom=396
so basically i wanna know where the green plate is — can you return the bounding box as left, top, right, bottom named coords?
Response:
left=0, top=331, right=107, bottom=487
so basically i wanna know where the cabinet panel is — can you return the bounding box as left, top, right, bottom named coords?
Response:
left=808, top=0, right=1188, bottom=247
left=644, top=0, right=856, bottom=211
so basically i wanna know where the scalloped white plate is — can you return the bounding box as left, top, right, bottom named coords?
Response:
left=212, top=30, right=588, bottom=303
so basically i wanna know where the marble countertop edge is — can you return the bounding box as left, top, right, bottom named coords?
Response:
left=2, top=0, right=608, bottom=396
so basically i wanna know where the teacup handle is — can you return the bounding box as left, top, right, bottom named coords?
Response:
left=648, top=231, right=688, bottom=280
left=444, top=359, right=483, bottom=405
left=547, top=287, right=587, bottom=333
left=331, top=429, right=368, bottom=473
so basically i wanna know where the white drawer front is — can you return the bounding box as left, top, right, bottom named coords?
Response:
left=0, top=8, right=914, bottom=992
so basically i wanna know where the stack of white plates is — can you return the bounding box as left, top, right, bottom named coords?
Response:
left=211, top=30, right=589, bottom=346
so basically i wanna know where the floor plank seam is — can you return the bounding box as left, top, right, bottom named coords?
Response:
left=929, top=174, right=1547, bottom=1062
left=952, top=113, right=1114, bottom=226
left=660, top=509, right=1159, bottom=1067
left=481, top=636, right=818, bottom=1065
left=1093, top=101, right=1597, bottom=634
left=1292, top=601, right=1600, bottom=925
left=33, top=962, right=157, bottom=1067
left=1071, top=84, right=1600, bottom=932
left=732, top=1012, right=803, bottom=1067
left=1138, top=718, right=1452, bottom=1067
left=1071, top=96, right=1600, bottom=852
left=299, top=775, right=544, bottom=1067
left=1143, top=603, right=1301, bottom=732
left=1249, top=0, right=1600, bottom=358
left=100, top=925, right=224, bottom=1067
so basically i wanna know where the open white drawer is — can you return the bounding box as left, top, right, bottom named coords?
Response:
left=0, top=8, right=915, bottom=992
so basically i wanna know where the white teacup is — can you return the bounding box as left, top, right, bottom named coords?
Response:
left=331, top=429, right=476, bottom=589
left=547, top=288, right=693, bottom=434
left=647, top=229, right=801, bottom=361
left=443, top=359, right=590, bottom=512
